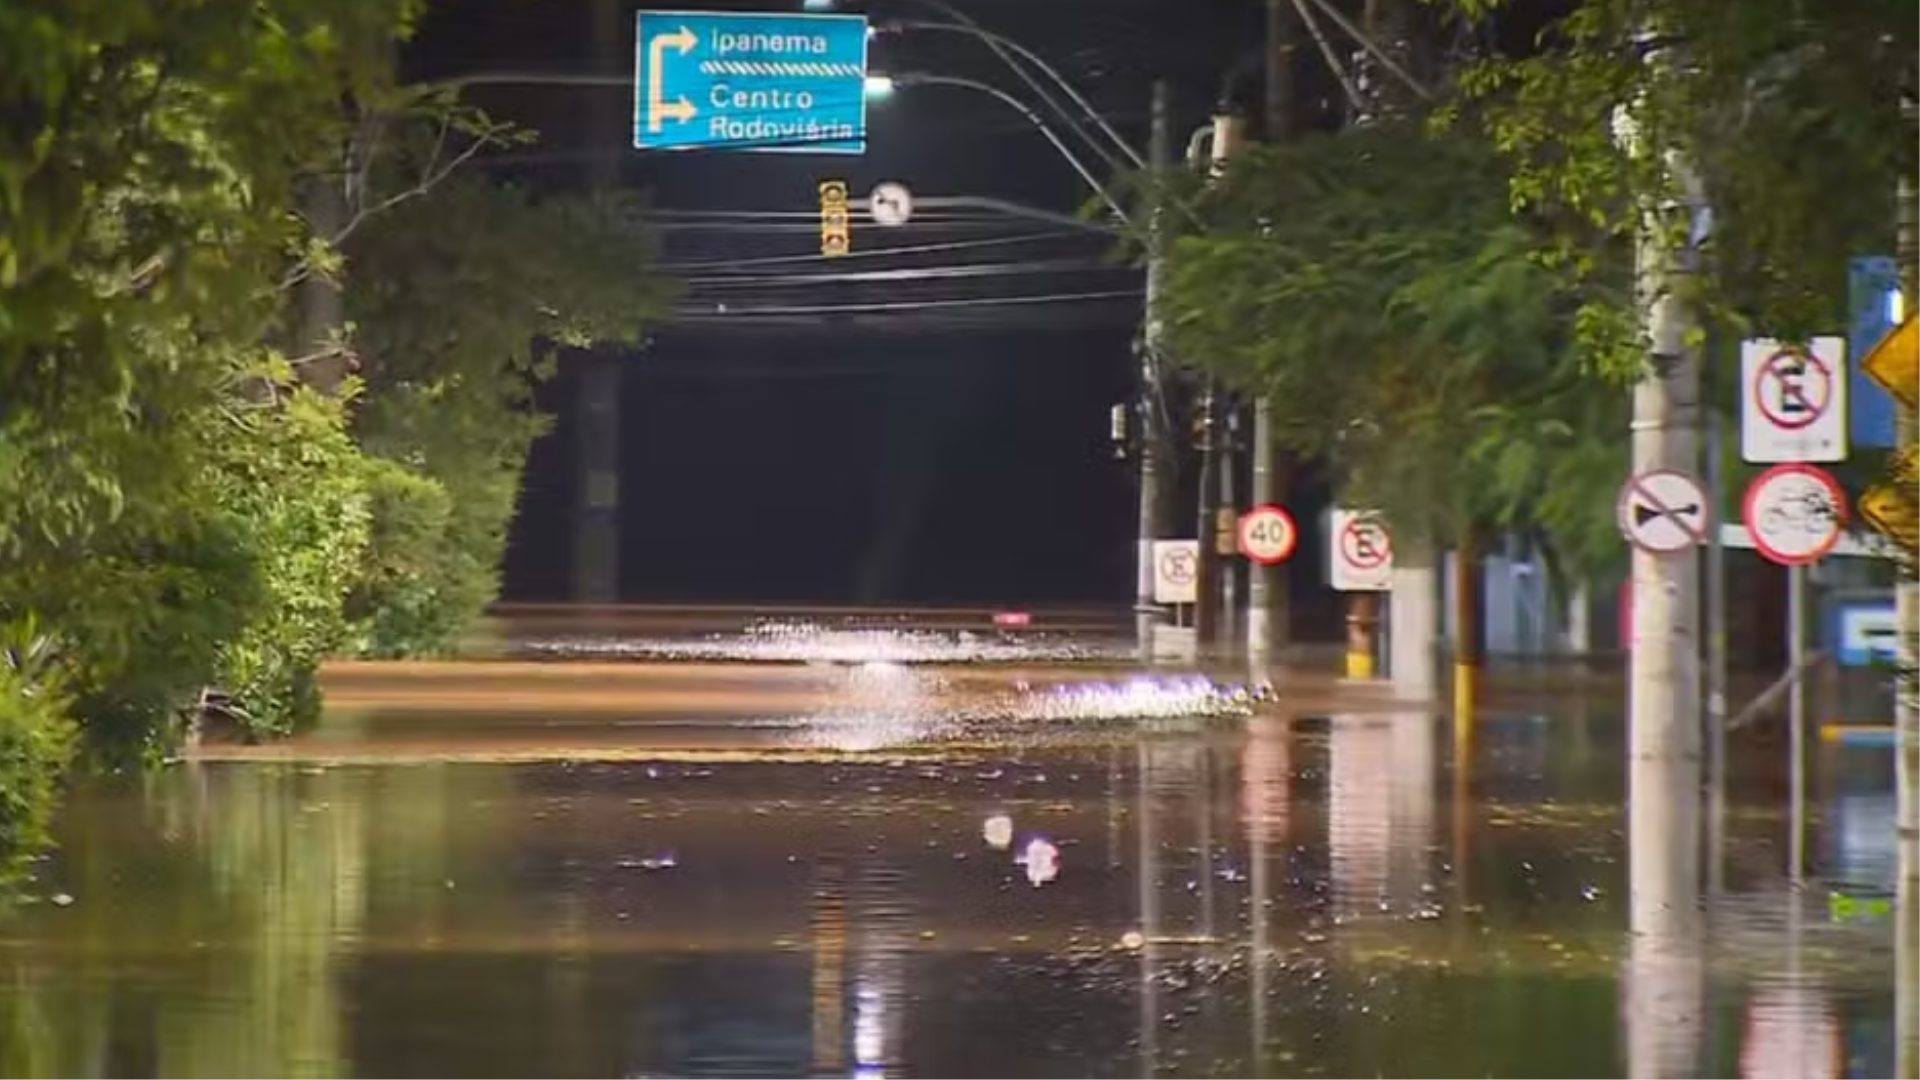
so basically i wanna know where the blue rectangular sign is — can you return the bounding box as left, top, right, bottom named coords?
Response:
left=1848, top=255, right=1900, bottom=448
left=1825, top=594, right=1897, bottom=667
left=633, top=10, right=870, bottom=154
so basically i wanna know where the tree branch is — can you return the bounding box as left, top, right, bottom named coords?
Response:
left=278, top=118, right=502, bottom=293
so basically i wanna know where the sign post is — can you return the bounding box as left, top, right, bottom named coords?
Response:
left=1152, top=540, right=1199, bottom=606
left=1328, top=509, right=1391, bottom=680
left=1742, top=461, right=1849, bottom=883
left=633, top=10, right=871, bottom=154
left=1741, top=337, right=1849, bottom=463
left=1151, top=539, right=1200, bottom=663
left=1328, top=509, right=1393, bottom=591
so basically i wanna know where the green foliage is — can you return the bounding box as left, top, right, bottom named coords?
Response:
left=0, top=0, right=423, bottom=857
left=0, top=0, right=677, bottom=879
left=1158, top=119, right=1629, bottom=577
left=207, top=383, right=373, bottom=736
left=346, top=456, right=457, bottom=658
left=0, top=618, right=77, bottom=891
left=344, top=174, right=676, bottom=655
left=1442, top=0, right=1917, bottom=343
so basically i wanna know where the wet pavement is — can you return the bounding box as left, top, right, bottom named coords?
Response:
left=0, top=629, right=1905, bottom=1078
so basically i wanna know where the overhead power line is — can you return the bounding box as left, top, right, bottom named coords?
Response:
left=680, top=257, right=1133, bottom=288
left=657, top=231, right=1092, bottom=272
left=677, top=289, right=1141, bottom=318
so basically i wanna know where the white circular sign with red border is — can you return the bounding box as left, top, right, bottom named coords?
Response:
left=1237, top=505, right=1298, bottom=565
left=1742, top=462, right=1847, bottom=566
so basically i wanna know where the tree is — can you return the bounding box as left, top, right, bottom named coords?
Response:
left=343, top=174, right=677, bottom=656
left=1445, top=0, right=1914, bottom=346
left=1157, top=118, right=1631, bottom=579
left=0, top=0, right=424, bottom=871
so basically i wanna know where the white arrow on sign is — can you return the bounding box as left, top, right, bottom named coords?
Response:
left=868, top=181, right=913, bottom=226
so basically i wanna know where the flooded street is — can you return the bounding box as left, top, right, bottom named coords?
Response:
left=0, top=633, right=1904, bottom=1077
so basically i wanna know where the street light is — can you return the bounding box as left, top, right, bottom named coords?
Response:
left=877, top=72, right=1130, bottom=227
left=800, top=0, right=1142, bottom=172
left=875, top=19, right=1142, bottom=171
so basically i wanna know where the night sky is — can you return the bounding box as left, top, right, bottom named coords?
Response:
left=403, top=0, right=1350, bottom=613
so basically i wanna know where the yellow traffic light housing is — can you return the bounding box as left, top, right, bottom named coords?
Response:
left=819, top=179, right=850, bottom=257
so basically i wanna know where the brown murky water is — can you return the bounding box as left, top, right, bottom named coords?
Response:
left=0, top=659, right=1902, bottom=1078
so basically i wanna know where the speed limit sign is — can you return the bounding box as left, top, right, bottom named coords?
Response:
left=1237, top=504, right=1298, bottom=565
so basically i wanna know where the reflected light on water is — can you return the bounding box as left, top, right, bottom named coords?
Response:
left=524, top=620, right=1134, bottom=665
left=1328, top=714, right=1436, bottom=918
left=781, top=669, right=1257, bottom=752
left=1739, top=979, right=1842, bottom=1079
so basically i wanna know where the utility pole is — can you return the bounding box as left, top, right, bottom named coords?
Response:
left=573, top=0, right=624, bottom=605
left=1895, top=117, right=1918, bottom=1080
left=1212, top=114, right=1246, bottom=658
left=1135, top=79, right=1172, bottom=656
left=1194, top=114, right=1247, bottom=657
left=1625, top=136, right=1703, bottom=764
left=1217, top=399, right=1241, bottom=653
left=1620, top=37, right=1703, bottom=963
left=1248, top=0, right=1292, bottom=677
left=1195, top=386, right=1220, bottom=646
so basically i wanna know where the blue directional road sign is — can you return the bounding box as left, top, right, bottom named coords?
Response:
left=633, top=10, right=870, bottom=154
left=1848, top=255, right=1900, bottom=448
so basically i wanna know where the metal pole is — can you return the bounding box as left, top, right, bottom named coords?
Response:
left=1705, top=404, right=1728, bottom=895
left=1788, top=561, right=1806, bottom=883
left=1136, top=80, right=1172, bottom=656
left=1196, top=387, right=1220, bottom=646
left=1249, top=398, right=1277, bottom=675
left=1894, top=110, right=1918, bottom=1080
left=573, top=0, right=624, bottom=605
left=1220, top=405, right=1240, bottom=654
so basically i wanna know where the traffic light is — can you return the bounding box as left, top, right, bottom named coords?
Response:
left=1860, top=310, right=1917, bottom=555
left=819, top=179, right=850, bottom=257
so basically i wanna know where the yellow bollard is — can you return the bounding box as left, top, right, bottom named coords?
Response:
left=1344, top=593, right=1379, bottom=679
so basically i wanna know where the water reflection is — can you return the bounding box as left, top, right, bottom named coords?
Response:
left=0, top=707, right=1903, bottom=1078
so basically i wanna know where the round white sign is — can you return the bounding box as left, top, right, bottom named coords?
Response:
left=1237, top=505, right=1298, bottom=565
left=1742, top=463, right=1847, bottom=566
left=869, top=181, right=913, bottom=227
left=1617, top=469, right=1710, bottom=554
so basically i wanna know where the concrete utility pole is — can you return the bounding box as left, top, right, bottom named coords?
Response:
left=1625, top=136, right=1704, bottom=764
left=1247, top=0, right=1292, bottom=677
left=1135, top=79, right=1173, bottom=656
left=1617, top=38, right=1704, bottom=975
left=573, top=0, right=625, bottom=605
left=1360, top=0, right=1438, bottom=703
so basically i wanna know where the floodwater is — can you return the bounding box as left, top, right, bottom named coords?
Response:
left=0, top=641, right=1905, bottom=1078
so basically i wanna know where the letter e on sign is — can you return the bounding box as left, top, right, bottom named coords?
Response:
left=1328, top=509, right=1391, bottom=591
